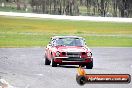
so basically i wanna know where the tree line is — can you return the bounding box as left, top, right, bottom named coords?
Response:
left=1, top=0, right=132, bottom=17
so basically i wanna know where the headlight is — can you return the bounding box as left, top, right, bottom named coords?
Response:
left=56, top=51, right=60, bottom=57
left=87, top=52, right=92, bottom=57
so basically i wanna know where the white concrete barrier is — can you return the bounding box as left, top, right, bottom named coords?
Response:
left=0, top=11, right=132, bottom=23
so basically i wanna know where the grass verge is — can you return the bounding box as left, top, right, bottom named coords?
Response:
left=0, top=16, right=132, bottom=47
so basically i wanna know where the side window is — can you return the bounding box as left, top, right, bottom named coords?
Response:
left=82, top=39, right=86, bottom=46
left=51, top=39, right=56, bottom=46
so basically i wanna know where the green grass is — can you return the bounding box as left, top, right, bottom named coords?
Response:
left=0, top=16, right=132, bottom=47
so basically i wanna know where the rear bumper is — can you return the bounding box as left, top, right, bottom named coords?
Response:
left=53, top=57, right=93, bottom=65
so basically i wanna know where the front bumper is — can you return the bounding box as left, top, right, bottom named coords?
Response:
left=54, top=57, right=93, bottom=65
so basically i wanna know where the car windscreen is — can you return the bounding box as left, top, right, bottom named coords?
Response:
left=54, top=38, right=85, bottom=46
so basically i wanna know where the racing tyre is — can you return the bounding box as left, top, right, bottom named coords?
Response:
left=45, top=56, right=50, bottom=65
left=86, top=61, right=93, bottom=69
left=76, top=75, right=86, bottom=85
left=51, top=59, right=57, bottom=67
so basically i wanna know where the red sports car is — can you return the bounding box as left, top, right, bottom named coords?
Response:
left=44, top=36, right=93, bottom=69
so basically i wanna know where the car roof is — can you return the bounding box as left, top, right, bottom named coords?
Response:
left=51, top=36, right=83, bottom=40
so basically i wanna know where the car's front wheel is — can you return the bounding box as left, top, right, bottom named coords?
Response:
left=86, top=61, right=93, bottom=69
left=51, top=59, right=57, bottom=67
left=45, top=56, right=51, bottom=65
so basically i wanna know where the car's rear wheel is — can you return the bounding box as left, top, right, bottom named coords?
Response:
left=51, top=59, right=57, bottom=67
left=45, top=56, right=51, bottom=65
left=86, top=61, right=93, bottom=69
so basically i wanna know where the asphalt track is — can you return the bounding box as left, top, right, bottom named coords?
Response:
left=0, top=47, right=132, bottom=88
